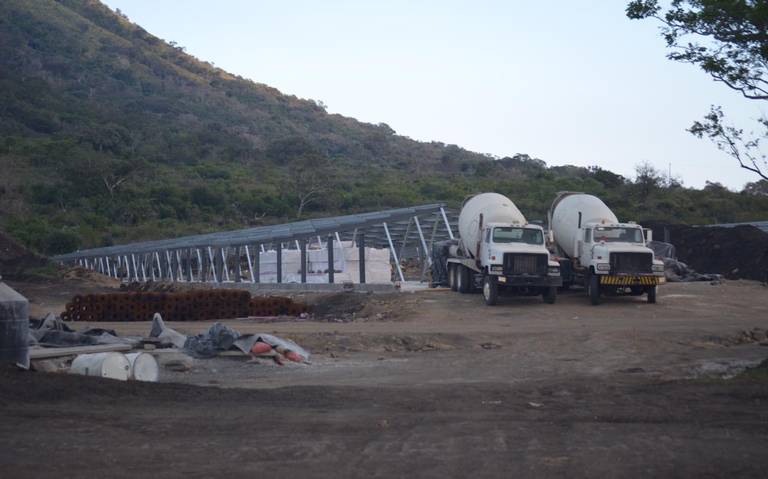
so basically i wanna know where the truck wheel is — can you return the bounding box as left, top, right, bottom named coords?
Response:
left=457, top=265, right=471, bottom=294
left=449, top=264, right=457, bottom=291
left=647, top=286, right=657, bottom=304
left=482, top=275, right=498, bottom=306
left=588, top=274, right=601, bottom=305
left=543, top=286, right=557, bottom=304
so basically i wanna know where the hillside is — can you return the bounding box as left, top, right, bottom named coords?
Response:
left=1, top=0, right=768, bottom=256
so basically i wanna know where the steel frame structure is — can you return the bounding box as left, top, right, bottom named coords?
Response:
left=53, top=205, right=458, bottom=285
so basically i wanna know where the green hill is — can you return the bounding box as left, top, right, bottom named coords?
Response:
left=1, top=0, right=767, bottom=255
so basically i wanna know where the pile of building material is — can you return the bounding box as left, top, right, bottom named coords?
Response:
left=647, top=241, right=723, bottom=283
left=255, top=241, right=392, bottom=283
left=648, top=224, right=768, bottom=281
left=61, top=290, right=310, bottom=322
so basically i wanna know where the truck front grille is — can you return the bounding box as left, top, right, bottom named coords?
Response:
left=503, top=253, right=548, bottom=275
left=609, top=252, right=652, bottom=274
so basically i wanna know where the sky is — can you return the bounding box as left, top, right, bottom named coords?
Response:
left=102, top=0, right=766, bottom=189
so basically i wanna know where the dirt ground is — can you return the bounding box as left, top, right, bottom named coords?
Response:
left=3, top=279, right=768, bottom=477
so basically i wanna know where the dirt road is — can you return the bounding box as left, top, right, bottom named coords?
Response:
left=2, top=280, right=768, bottom=477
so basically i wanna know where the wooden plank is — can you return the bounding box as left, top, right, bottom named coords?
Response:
left=29, top=344, right=133, bottom=359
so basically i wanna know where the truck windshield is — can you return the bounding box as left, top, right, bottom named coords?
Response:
left=592, top=226, right=644, bottom=243
left=492, top=227, right=543, bottom=245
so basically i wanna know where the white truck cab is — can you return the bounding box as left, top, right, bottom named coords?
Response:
left=480, top=223, right=561, bottom=279
left=576, top=222, right=665, bottom=278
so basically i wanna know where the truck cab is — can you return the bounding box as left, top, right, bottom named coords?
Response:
left=475, top=222, right=562, bottom=304
left=572, top=221, right=665, bottom=303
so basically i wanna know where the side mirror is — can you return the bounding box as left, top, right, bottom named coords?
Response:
left=644, top=228, right=653, bottom=243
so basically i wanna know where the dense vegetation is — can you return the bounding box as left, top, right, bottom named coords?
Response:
left=1, top=0, right=768, bottom=256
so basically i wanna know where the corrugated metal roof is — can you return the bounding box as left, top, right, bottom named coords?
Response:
left=53, top=204, right=449, bottom=261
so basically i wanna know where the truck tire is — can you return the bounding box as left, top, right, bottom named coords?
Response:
left=588, top=273, right=601, bottom=305
left=457, top=265, right=471, bottom=294
left=482, top=275, right=498, bottom=306
left=647, top=286, right=657, bottom=304
left=543, top=286, right=557, bottom=304
left=449, top=264, right=457, bottom=291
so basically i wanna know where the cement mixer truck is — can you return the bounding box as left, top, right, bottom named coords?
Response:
left=547, top=192, right=665, bottom=305
left=446, top=193, right=562, bottom=306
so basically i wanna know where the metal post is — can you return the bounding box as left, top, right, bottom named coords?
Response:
left=440, top=207, right=454, bottom=239
left=399, top=217, right=412, bottom=263
left=165, top=250, right=174, bottom=281
left=383, top=222, right=405, bottom=283
left=176, top=250, right=183, bottom=282
left=414, top=216, right=432, bottom=266
left=200, top=248, right=205, bottom=283
left=358, top=233, right=366, bottom=284
left=220, top=247, right=230, bottom=282
left=327, top=235, right=334, bottom=284
left=300, top=239, right=307, bottom=284
left=153, top=252, right=161, bottom=280
left=235, top=246, right=242, bottom=283
left=131, top=254, right=139, bottom=282
left=187, top=249, right=194, bottom=282
left=140, top=261, right=147, bottom=283
left=207, top=247, right=217, bottom=283
left=253, top=244, right=260, bottom=283
left=123, top=255, right=130, bottom=281
left=276, top=243, right=282, bottom=283
left=105, top=257, right=111, bottom=277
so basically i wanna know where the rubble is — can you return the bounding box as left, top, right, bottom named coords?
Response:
left=149, top=313, right=310, bottom=364
left=648, top=241, right=723, bottom=283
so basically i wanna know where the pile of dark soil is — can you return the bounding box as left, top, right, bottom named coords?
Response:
left=648, top=223, right=768, bottom=281
left=0, top=230, right=49, bottom=279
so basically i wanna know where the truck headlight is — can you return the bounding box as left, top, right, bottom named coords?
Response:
left=596, top=263, right=610, bottom=271
left=548, top=266, right=560, bottom=276
left=652, top=264, right=664, bottom=272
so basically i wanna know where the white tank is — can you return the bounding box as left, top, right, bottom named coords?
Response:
left=459, top=193, right=526, bottom=258
left=550, top=193, right=618, bottom=258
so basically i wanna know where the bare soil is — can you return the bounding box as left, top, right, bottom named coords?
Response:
left=3, top=278, right=768, bottom=477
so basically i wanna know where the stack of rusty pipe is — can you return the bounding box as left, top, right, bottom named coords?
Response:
left=61, top=290, right=310, bottom=322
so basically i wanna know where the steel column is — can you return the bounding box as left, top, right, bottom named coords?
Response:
left=327, top=235, right=334, bottom=284
left=383, top=222, right=405, bottom=283
left=440, top=206, right=454, bottom=239
left=358, top=233, right=366, bottom=283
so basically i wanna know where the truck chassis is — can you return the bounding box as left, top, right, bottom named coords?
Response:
left=447, top=258, right=562, bottom=306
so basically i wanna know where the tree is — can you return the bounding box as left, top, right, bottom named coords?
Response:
left=627, top=0, right=768, bottom=180
left=286, top=153, right=334, bottom=218
left=634, top=161, right=663, bottom=202
left=742, top=178, right=768, bottom=195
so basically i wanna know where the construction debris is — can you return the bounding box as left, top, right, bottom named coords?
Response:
left=648, top=241, right=723, bottom=283
left=149, top=313, right=309, bottom=364
left=29, top=313, right=139, bottom=347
